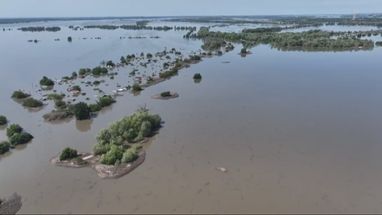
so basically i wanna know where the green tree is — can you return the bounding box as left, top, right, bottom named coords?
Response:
left=40, top=76, right=55, bottom=86
left=6, top=124, right=23, bottom=138
left=0, top=141, right=10, bottom=154
left=11, top=90, right=30, bottom=99
left=132, top=84, right=143, bottom=92
left=22, top=97, right=43, bottom=108
left=0, top=115, right=7, bottom=125
left=71, top=102, right=91, bottom=120
left=9, top=132, right=33, bottom=145
left=100, top=145, right=124, bottom=165
left=97, top=95, right=115, bottom=107
left=193, top=73, right=202, bottom=80
left=60, top=147, right=78, bottom=161
left=121, top=147, right=138, bottom=163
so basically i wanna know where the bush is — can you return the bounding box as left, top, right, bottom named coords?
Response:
left=11, top=90, right=30, bottom=99
left=47, top=93, right=64, bottom=101
left=40, top=76, right=55, bottom=86
left=78, top=68, right=91, bottom=76
left=132, top=84, right=143, bottom=92
left=106, top=60, right=115, bottom=67
left=376, top=41, right=382, bottom=46
left=92, top=67, right=108, bottom=76
left=60, top=147, right=78, bottom=161
left=0, top=115, right=7, bottom=125
left=6, top=124, right=23, bottom=138
left=93, top=143, right=111, bottom=155
left=89, top=103, right=102, bottom=112
left=97, top=95, right=115, bottom=107
left=160, top=91, right=171, bottom=97
left=0, top=141, right=10, bottom=154
left=159, top=68, right=178, bottom=79
left=100, top=145, right=124, bottom=165
left=22, top=97, right=43, bottom=108
left=193, top=73, right=202, bottom=80
left=54, top=100, right=67, bottom=109
left=71, top=102, right=91, bottom=120
left=121, top=147, right=138, bottom=163
left=9, top=132, right=33, bottom=145
left=96, top=108, right=161, bottom=145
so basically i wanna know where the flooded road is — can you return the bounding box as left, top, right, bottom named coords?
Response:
left=1, top=20, right=382, bottom=213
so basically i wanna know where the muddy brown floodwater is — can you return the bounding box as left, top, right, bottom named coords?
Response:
left=2, top=21, right=382, bottom=213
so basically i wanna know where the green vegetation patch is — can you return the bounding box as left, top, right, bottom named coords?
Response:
left=197, top=28, right=375, bottom=52
left=22, top=97, right=43, bottom=108
left=40, top=76, right=55, bottom=86
left=132, top=84, right=143, bottom=92
left=47, top=93, right=65, bottom=101
left=0, top=141, right=10, bottom=154
left=160, top=91, right=172, bottom=97
left=97, top=95, right=115, bottom=108
left=93, top=108, right=161, bottom=165
left=6, top=124, right=23, bottom=138
left=9, top=132, right=33, bottom=146
left=60, top=147, right=78, bottom=161
left=70, top=102, right=91, bottom=120
left=11, top=90, right=30, bottom=99
left=0, top=115, right=8, bottom=126
left=193, top=73, right=202, bottom=80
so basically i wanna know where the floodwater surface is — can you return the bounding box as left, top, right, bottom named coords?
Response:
left=1, top=20, right=382, bottom=213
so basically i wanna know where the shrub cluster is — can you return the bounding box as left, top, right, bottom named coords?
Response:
left=132, top=84, right=143, bottom=92
left=70, top=102, right=91, bottom=120
left=11, top=90, right=30, bottom=99
left=40, top=76, right=55, bottom=86
left=160, top=91, right=172, bottom=97
left=22, top=97, right=43, bottom=108
left=6, top=124, right=33, bottom=146
left=0, top=141, right=10, bottom=154
left=159, top=68, right=178, bottom=79
left=92, top=67, right=108, bottom=76
left=0, top=115, right=7, bottom=126
left=193, top=73, right=202, bottom=80
left=47, top=93, right=65, bottom=101
left=93, top=109, right=161, bottom=165
left=60, top=147, right=78, bottom=161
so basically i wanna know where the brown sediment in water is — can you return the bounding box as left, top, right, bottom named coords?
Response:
left=50, top=152, right=92, bottom=168
left=51, top=148, right=147, bottom=179
left=94, top=151, right=146, bottom=179
left=43, top=110, right=73, bottom=122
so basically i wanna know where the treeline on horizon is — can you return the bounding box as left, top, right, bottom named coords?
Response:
left=193, top=27, right=378, bottom=52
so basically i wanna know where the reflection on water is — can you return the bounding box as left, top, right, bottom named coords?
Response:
left=1, top=20, right=382, bottom=213
left=75, top=119, right=93, bottom=132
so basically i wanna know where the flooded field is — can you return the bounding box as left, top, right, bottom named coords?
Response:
left=2, top=19, right=382, bottom=213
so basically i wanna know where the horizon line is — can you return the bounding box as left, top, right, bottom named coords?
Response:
left=1, top=12, right=382, bottom=19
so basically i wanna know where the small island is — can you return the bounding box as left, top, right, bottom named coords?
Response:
left=52, top=108, right=162, bottom=178
left=152, top=91, right=179, bottom=100
left=0, top=123, right=34, bottom=155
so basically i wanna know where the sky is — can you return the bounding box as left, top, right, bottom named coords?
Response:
left=0, top=0, right=382, bottom=18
